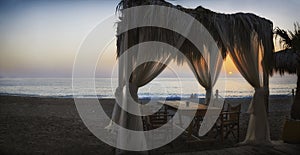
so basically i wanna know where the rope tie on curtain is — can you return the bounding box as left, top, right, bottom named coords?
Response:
left=205, top=87, right=213, bottom=105
left=128, top=82, right=139, bottom=101
left=205, top=87, right=212, bottom=91
left=115, top=86, right=124, bottom=95
left=114, top=86, right=125, bottom=109
left=254, top=87, right=265, bottom=92
left=247, top=87, right=265, bottom=114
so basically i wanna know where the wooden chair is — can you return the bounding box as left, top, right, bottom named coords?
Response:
left=145, top=105, right=172, bottom=130
left=142, top=105, right=174, bottom=147
left=215, top=103, right=241, bottom=142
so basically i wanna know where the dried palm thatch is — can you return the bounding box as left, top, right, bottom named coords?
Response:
left=116, top=0, right=274, bottom=72
left=273, top=49, right=299, bottom=75
left=272, top=23, right=300, bottom=75
left=273, top=23, right=300, bottom=120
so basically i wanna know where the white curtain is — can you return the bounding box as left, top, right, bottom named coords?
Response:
left=114, top=0, right=273, bottom=147
left=111, top=36, right=174, bottom=153
left=188, top=47, right=223, bottom=105
left=213, top=12, right=272, bottom=143
left=227, top=32, right=271, bottom=144
left=114, top=62, right=169, bottom=153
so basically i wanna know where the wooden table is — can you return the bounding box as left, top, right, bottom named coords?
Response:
left=159, top=101, right=220, bottom=139
left=163, top=101, right=208, bottom=110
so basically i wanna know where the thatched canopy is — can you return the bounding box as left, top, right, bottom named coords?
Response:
left=116, top=0, right=274, bottom=71
left=272, top=24, right=300, bottom=75
left=272, top=50, right=299, bottom=75
left=111, top=0, right=276, bottom=147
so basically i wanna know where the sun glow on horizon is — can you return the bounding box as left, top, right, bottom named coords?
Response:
left=224, top=56, right=238, bottom=76
left=0, top=0, right=298, bottom=78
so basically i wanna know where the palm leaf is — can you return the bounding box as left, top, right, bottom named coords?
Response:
left=289, top=22, right=300, bottom=52
left=272, top=22, right=300, bottom=75
left=274, top=27, right=292, bottom=49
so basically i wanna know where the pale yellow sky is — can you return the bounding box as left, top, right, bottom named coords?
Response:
left=0, top=0, right=299, bottom=77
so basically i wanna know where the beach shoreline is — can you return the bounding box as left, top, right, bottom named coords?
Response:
left=0, top=95, right=293, bottom=154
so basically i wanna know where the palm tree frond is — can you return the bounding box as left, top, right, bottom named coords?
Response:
left=290, top=22, right=300, bottom=52
left=274, top=27, right=292, bottom=49
left=272, top=22, right=300, bottom=75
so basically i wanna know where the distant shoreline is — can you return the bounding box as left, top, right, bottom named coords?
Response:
left=0, top=93, right=294, bottom=100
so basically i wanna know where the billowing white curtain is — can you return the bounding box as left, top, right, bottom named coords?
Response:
left=188, top=48, right=223, bottom=105
left=227, top=32, right=271, bottom=144
left=114, top=62, right=170, bottom=153
left=110, top=37, right=174, bottom=153
left=213, top=12, right=273, bottom=143
left=114, top=0, right=274, bottom=148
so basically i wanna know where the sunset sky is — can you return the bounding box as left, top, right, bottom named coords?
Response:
left=0, top=0, right=299, bottom=78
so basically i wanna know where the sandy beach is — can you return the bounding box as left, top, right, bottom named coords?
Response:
left=0, top=95, right=295, bottom=154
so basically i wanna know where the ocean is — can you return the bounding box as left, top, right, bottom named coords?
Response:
left=0, top=76, right=297, bottom=99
